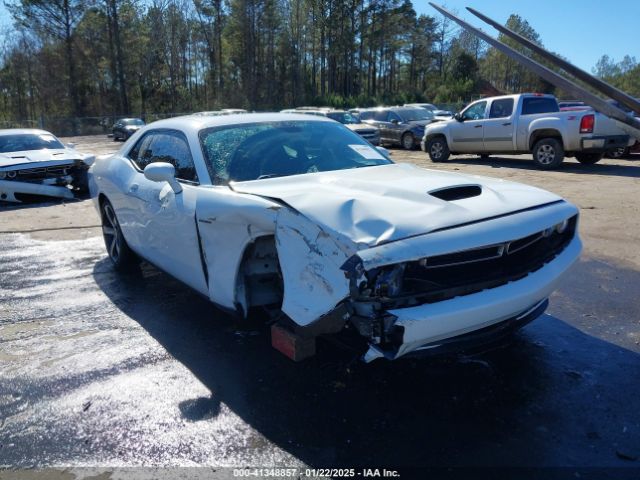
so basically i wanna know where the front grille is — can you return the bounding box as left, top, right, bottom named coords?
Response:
left=370, top=215, right=577, bottom=308
left=4, top=164, right=79, bottom=183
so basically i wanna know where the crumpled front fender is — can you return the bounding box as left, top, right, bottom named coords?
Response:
left=275, top=207, right=358, bottom=326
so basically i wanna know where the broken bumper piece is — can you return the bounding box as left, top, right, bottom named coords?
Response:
left=362, top=235, right=581, bottom=362
left=0, top=179, right=74, bottom=203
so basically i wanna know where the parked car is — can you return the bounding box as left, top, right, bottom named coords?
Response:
left=89, top=113, right=581, bottom=362
left=360, top=107, right=438, bottom=150
left=422, top=93, right=632, bottom=169
left=112, top=118, right=145, bottom=141
left=289, top=108, right=380, bottom=145
left=0, top=129, right=94, bottom=202
left=404, top=103, right=454, bottom=119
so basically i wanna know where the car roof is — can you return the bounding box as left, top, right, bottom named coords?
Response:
left=144, top=112, right=334, bottom=133
left=0, top=128, right=56, bottom=137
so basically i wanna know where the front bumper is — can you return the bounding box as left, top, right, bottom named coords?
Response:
left=0, top=179, right=74, bottom=203
left=581, top=135, right=629, bottom=152
left=362, top=234, right=581, bottom=362
left=383, top=298, right=548, bottom=359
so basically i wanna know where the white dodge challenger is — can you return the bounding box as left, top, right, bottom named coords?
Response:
left=89, top=113, right=581, bottom=361
left=0, top=129, right=94, bottom=203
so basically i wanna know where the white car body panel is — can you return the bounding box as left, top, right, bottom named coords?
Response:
left=89, top=113, right=582, bottom=361
left=0, top=129, right=94, bottom=203
left=231, top=163, right=562, bottom=246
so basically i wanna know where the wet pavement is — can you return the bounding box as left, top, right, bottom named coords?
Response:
left=1, top=230, right=639, bottom=473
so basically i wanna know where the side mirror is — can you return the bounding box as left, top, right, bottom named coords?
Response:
left=454, top=113, right=463, bottom=122
left=66, top=143, right=76, bottom=149
left=390, top=118, right=400, bottom=124
left=144, top=162, right=182, bottom=194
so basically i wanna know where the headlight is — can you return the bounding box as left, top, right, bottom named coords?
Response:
left=544, top=219, right=569, bottom=237
left=555, top=219, right=569, bottom=234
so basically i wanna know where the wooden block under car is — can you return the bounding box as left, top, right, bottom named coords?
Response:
left=271, top=323, right=316, bottom=361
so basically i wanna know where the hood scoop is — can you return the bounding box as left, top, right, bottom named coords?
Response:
left=429, top=184, right=482, bottom=201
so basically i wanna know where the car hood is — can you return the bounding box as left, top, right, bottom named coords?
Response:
left=231, top=163, right=562, bottom=246
left=346, top=123, right=378, bottom=132
left=0, top=149, right=83, bottom=169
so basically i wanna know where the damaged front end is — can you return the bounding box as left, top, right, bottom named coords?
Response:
left=0, top=158, right=92, bottom=203
left=279, top=200, right=581, bottom=362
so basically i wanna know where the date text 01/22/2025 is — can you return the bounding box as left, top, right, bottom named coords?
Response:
left=232, top=468, right=401, bottom=477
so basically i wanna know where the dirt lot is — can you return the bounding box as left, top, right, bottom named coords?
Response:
left=1, top=135, right=639, bottom=473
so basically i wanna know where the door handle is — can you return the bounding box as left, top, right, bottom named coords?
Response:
left=502, top=122, right=512, bottom=126
left=474, top=125, right=482, bottom=128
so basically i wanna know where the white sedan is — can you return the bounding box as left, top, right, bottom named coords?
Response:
left=0, top=129, right=94, bottom=203
left=89, top=113, right=582, bottom=362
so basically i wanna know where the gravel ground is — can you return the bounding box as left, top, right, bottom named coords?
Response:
left=0, top=135, right=639, bottom=475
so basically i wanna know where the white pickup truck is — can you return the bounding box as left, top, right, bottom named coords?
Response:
left=421, top=93, right=632, bottom=169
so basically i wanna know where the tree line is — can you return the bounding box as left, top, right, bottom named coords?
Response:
left=0, top=0, right=638, bottom=126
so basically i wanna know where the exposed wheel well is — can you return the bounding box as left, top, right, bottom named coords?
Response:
left=529, top=129, right=563, bottom=150
left=235, top=235, right=283, bottom=315
left=425, top=133, right=447, bottom=144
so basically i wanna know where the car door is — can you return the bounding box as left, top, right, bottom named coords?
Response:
left=449, top=101, right=487, bottom=152
left=371, top=110, right=393, bottom=144
left=387, top=111, right=404, bottom=144
left=483, top=98, right=515, bottom=152
left=124, top=129, right=208, bottom=294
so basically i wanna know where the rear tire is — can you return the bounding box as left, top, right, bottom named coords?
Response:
left=401, top=132, right=415, bottom=150
left=427, top=136, right=450, bottom=162
left=100, top=198, right=137, bottom=271
left=532, top=138, right=564, bottom=169
left=575, top=153, right=603, bottom=165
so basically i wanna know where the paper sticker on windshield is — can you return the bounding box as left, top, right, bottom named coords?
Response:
left=349, top=144, right=385, bottom=160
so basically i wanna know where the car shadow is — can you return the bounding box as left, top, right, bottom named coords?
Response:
left=91, top=256, right=640, bottom=467
left=446, top=155, right=640, bottom=178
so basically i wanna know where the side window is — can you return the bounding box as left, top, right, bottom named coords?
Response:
left=387, top=112, right=402, bottom=123
left=128, top=133, right=154, bottom=169
left=461, top=101, right=487, bottom=121
left=128, top=130, right=198, bottom=183
left=360, top=111, right=375, bottom=121
left=521, top=97, right=560, bottom=115
left=374, top=110, right=388, bottom=122
left=489, top=98, right=514, bottom=119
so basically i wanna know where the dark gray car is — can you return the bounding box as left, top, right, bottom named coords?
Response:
left=359, top=107, right=437, bottom=150
left=112, top=118, right=145, bottom=141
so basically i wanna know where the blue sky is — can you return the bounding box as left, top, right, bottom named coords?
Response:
left=0, top=1, right=637, bottom=72
left=417, top=1, right=639, bottom=71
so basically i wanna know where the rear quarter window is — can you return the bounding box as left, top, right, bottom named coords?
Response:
left=521, top=97, right=560, bottom=115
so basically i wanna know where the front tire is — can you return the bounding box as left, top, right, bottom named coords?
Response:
left=101, top=199, right=137, bottom=271
left=427, top=136, right=450, bottom=162
left=532, top=138, right=564, bottom=169
left=401, top=132, right=415, bottom=150
left=575, top=153, right=603, bottom=165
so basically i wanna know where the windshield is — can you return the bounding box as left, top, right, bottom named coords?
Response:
left=200, top=121, right=392, bottom=184
left=0, top=133, right=64, bottom=153
left=123, top=119, right=145, bottom=126
left=326, top=112, right=360, bottom=124
left=398, top=109, right=434, bottom=122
